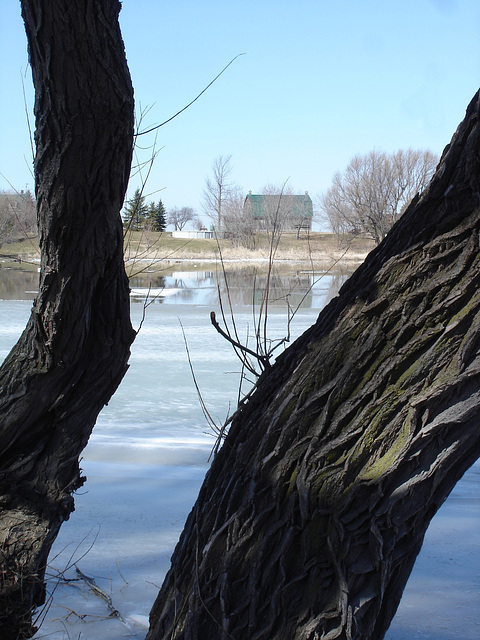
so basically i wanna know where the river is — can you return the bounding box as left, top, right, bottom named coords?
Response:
left=0, top=262, right=478, bottom=640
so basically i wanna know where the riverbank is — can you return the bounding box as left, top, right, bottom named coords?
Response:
left=0, top=231, right=375, bottom=273
left=125, top=230, right=375, bottom=271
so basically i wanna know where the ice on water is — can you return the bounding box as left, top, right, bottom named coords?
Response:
left=0, top=272, right=478, bottom=640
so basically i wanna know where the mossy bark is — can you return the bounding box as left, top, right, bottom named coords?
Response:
left=147, top=91, right=480, bottom=640
left=0, top=2, right=135, bottom=637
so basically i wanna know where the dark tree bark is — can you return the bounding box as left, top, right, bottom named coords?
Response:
left=148, top=91, right=480, bottom=640
left=0, top=1, right=135, bottom=637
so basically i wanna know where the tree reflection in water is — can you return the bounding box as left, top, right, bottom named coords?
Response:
left=128, top=264, right=353, bottom=309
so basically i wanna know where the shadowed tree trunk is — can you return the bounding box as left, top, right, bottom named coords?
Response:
left=0, top=1, right=135, bottom=637
left=147, top=91, right=480, bottom=640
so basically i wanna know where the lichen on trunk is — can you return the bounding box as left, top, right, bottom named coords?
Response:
left=147, top=91, right=480, bottom=640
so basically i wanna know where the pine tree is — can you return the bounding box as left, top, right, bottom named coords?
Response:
left=155, top=199, right=167, bottom=231
left=123, top=188, right=148, bottom=230
left=147, top=199, right=166, bottom=231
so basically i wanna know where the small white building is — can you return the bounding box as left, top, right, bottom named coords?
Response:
left=171, top=230, right=215, bottom=240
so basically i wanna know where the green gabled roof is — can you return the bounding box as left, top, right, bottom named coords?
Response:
left=245, top=193, right=313, bottom=219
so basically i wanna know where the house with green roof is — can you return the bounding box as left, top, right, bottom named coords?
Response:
left=244, top=192, right=313, bottom=235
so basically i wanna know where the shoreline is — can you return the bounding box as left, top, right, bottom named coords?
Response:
left=1, top=231, right=375, bottom=272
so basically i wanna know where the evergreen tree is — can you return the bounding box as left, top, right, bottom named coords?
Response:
left=146, top=199, right=166, bottom=231
left=123, top=188, right=148, bottom=230
left=155, top=199, right=167, bottom=231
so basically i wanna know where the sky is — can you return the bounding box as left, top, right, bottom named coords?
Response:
left=0, top=0, right=479, bottom=229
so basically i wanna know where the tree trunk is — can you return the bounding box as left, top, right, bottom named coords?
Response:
left=0, top=2, right=135, bottom=637
left=147, top=91, right=480, bottom=640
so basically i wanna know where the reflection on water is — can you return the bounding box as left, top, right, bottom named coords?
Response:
left=1, top=261, right=353, bottom=310
left=0, top=263, right=39, bottom=300
left=129, top=265, right=352, bottom=309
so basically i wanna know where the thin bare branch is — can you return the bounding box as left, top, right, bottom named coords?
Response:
left=179, top=320, right=223, bottom=436
left=210, top=311, right=270, bottom=371
left=137, top=54, right=246, bottom=137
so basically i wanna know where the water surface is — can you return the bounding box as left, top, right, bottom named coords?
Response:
left=0, top=266, right=478, bottom=640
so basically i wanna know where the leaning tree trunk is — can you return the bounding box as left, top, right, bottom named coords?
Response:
left=0, top=1, right=135, bottom=637
left=148, top=91, right=480, bottom=640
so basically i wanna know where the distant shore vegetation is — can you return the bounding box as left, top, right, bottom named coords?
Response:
left=0, top=229, right=375, bottom=273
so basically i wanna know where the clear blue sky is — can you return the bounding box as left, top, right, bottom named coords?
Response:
left=1, top=1, right=479, bottom=227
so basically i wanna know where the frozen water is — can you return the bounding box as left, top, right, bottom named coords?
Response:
left=0, top=271, right=478, bottom=640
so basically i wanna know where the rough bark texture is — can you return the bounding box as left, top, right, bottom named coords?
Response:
left=0, top=1, right=135, bottom=637
left=148, top=91, right=480, bottom=640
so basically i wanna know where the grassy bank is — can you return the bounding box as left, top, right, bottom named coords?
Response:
left=0, top=231, right=375, bottom=273
left=124, top=231, right=374, bottom=272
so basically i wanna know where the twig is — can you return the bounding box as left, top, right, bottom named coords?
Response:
left=179, top=319, right=223, bottom=437
left=116, top=561, right=129, bottom=590
left=210, top=311, right=270, bottom=371
left=21, top=70, right=35, bottom=164
left=136, top=282, right=167, bottom=334
left=137, top=54, right=246, bottom=136
left=289, top=239, right=355, bottom=326
left=75, top=566, right=126, bottom=624
left=34, top=528, right=101, bottom=631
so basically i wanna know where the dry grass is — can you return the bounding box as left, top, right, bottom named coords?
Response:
left=0, top=231, right=375, bottom=271
left=124, top=231, right=375, bottom=269
left=0, top=235, right=40, bottom=265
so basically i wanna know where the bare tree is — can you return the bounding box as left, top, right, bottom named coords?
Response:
left=258, top=183, right=299, bottom=239
left=0, top=190, right=37, bottom=247
left=168, top=206, right=196, bottom=231
left=221, top=183, right=309, bottom=249
left=202, top=154, right=237, bottom=230
left=192, top=215, right=206, bottom=231
left=221, top=188, right=259, bottom=249
left=0, top=1, right=135, bottom=637
left=321, top=149, right=438, bottom=244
